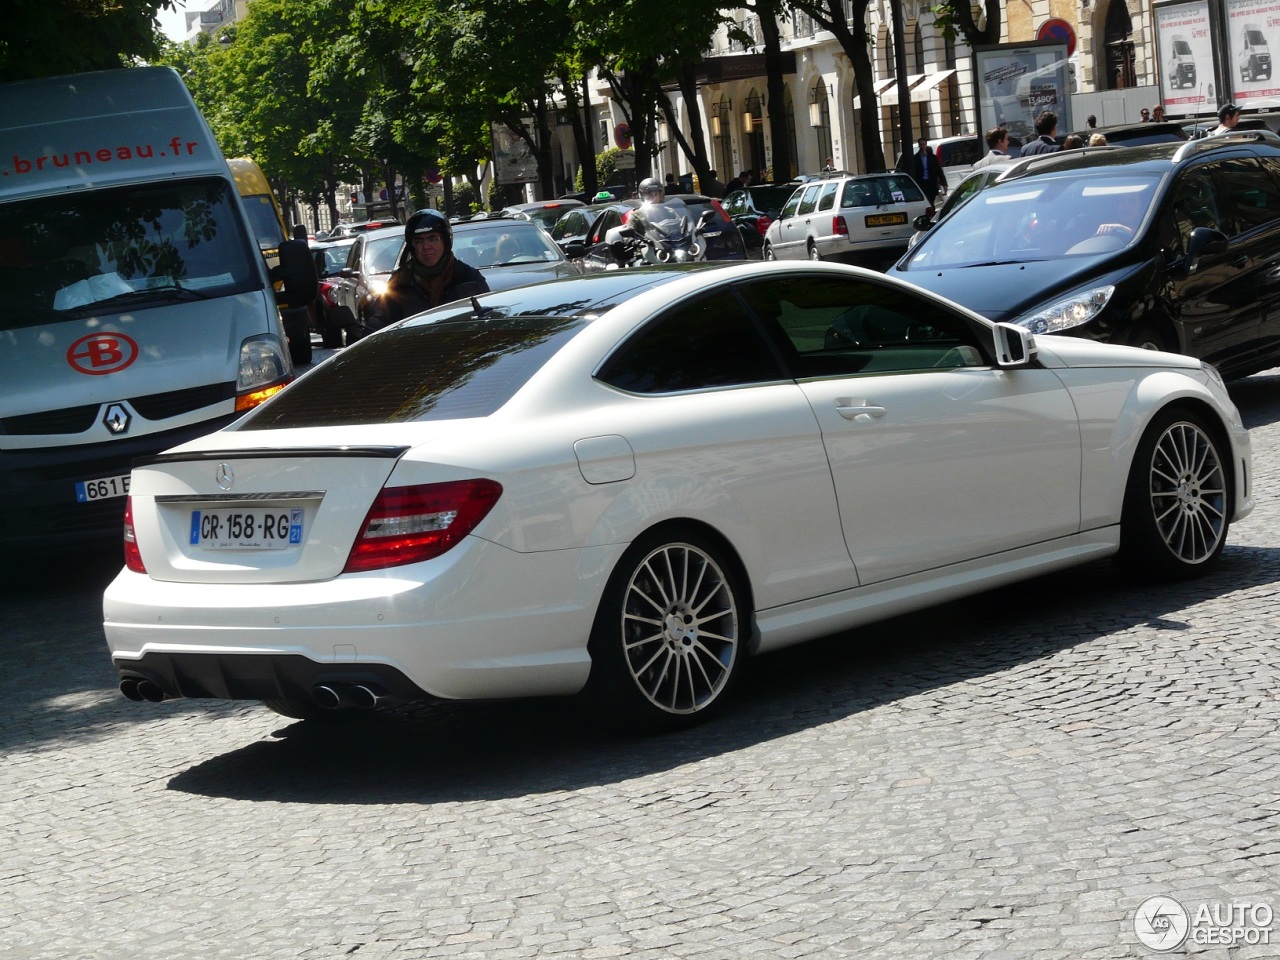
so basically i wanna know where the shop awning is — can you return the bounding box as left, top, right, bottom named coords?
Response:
left=880, top=75, right=924, bottom=108
left=852, top=77, right=897, bottom=110
left=909, top=69, right=957, bottom=100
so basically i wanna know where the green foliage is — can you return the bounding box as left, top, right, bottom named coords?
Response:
left=1, top=0, right=175, bottom=82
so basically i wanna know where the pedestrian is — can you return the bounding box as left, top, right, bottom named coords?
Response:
left=973, top=126, right=1012, bottom=169
left=1153, top=104, right=1166, bottom=122
left=701, top=169, right=726, bottom=198
left=1086, top=114, right=1097, bottom=129
left=367, top=209, right=488, bottom=331
left=897, top=137, right=947, bottom=203
left=725, top=171, right=744, bottom=194
left=1212, top=102, right=1240, bottom=135
left=1020, top=111, right=1062, bottom=155
left=663, top=172, right=680, bottom=195
left=1140, top=107, right=1151, bottom=122
left=1088, top=133, right=1108, bottom=147
left=269, top=223, right=319, bottom=364
left=1063, top=134, right=1085, bottom=149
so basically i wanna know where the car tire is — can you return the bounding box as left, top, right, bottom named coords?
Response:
left=584, top=527, right=747, bottom=732
left=807, top=242, right=822, bottom=262
left=1118, top=407, right=1230, bottom=580
left=762, top=242, right=776, bottom=261
left=1123, top=323, right=1175, bottom=354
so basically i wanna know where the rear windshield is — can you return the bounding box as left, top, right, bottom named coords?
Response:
left=842, top=175, right=924, bottom=207
left=0, top=177, right=260, bottom=328
left=749, top=186, right=798, bottom=211
left=239, top=314, right=590, bottom=428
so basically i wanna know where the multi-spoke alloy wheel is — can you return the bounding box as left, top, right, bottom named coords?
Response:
left=587, top=530, right=745, bottom=730
left=1120, top=408, right=1230, bottom=579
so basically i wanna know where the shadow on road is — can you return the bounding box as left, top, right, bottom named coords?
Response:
left=163, top=547, right=1280, bottom=805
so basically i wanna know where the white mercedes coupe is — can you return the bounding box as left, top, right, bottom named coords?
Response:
left=103, top=262, right=1253, bottom=731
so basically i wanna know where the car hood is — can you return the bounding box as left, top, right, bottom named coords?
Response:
left=895, top=255, right=1126, bottom=322
left=1032, top=334, right=1200, bottom=371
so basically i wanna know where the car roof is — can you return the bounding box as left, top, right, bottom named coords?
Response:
left=503, top=199, right=585, bottom=213
left=988, top=130, right=1280, bottom=184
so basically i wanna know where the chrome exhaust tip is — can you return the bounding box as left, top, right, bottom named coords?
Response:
left=348, top=684, right=385, bottom=710
left=312, top=684, right=344, bottom=710
left=119, top=678, right=144, bottom=702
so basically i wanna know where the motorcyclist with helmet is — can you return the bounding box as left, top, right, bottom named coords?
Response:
left=608, top=177, right=704, bottom=267
left=367, top=209, right=489, bottom=331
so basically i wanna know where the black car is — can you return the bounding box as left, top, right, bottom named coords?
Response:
left=1066, top=120, right=1188, bottom=147
left=893, top=130, right=1280, bottom=380
left=722, top=184, right=797, bottom=255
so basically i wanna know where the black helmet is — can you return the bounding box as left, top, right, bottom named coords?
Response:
left=405, top=208, right=452, bottom=254
left=639, top=177, right=664, bottom=202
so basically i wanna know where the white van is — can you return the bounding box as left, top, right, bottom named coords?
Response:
left=0, top=67, right=293, bottom=550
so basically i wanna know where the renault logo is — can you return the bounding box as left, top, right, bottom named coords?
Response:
left=215, top=463, right=235, bottom=490
left=103, top=403, right=131, bottom=435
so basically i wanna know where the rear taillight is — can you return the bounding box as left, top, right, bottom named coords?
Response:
left=344, top=480, right=503, bottom=573
left=756, top=216, right=772, bottom=236
left=710, top=199, right=729, bottom=219
left=834, top=216, right=849, bottom=237
left=123, top=497, right=146, bottom=573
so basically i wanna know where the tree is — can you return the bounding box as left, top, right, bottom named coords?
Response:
left=2, top=0, right=176, bottom=82
left=931, top=0, right=1002, bottom=49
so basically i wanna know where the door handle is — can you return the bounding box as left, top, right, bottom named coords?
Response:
left=835, top=398, right=887, bottom=421
left=1233, top=255, right=1252, bottom=269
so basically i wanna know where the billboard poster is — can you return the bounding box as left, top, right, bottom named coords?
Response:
left=1227, top=0, right=1280, bottom=106
left=491, top=122, right=538, bottom=186
left=973, top=42, right=1072, bottom=144
left=1155, top=1, right=1215, bottom=115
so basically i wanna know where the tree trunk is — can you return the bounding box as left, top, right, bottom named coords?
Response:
left=759, top=7, right=790, bottom=181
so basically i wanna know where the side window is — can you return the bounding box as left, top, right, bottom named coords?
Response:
left=596, top=291, right=784, bottom=393
left=1171, top=165, right=1224, bottom=252
left=796, top=185, right=822, bottom=215
left=816, top=182, right=839, bottom=211
left=780, top=189, right=804, bottom=218
left=736, top=275, right=986, bottom=377
left=345, top=237, right=363, bottom=270
left=1222, top=156, right=1280, bottom=234
left=724, top=193, right=743, bottom=215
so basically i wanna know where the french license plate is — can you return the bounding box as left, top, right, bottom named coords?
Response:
left=865, top=212, right=908, bottom=227
left=76, top=473, right=130, bottom=502
left=190, top=507, right=305, bottom=550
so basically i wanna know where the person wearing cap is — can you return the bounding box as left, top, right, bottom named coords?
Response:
left=1212, top=103, right=1240, bottom=135
left=367, top=208, right=488, bottom=332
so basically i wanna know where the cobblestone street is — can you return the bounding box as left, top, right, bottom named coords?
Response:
left=4, top=375, right=1280, bottom=960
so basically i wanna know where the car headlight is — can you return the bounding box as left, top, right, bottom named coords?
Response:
left=1200, top=360, right=1227, bottom=393
left=1016, top=285, right=1115, bottom=335
left=238, top=334, right=290, bottom=392
left=368, top=279, right=389, bottom=298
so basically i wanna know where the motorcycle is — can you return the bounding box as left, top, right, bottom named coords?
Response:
left=604, top=200, right=719, bottom=269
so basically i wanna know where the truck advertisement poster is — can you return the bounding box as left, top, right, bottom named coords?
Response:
left=1227, top=0, right=1280, bottom=106
left=1155, top=0, right=1215, bottom=115
left=973, top=42, right=1071, bottom=145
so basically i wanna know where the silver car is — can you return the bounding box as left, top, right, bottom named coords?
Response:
left=762, top=172, right=930, bottom=263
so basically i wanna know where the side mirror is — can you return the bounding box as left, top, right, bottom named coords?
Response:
left=697, top=209, right=718, bottom=229
left=992, top=322, right=1037, bottom=367
left=1183, top=226, right=1229, bottom=275
left=912, top=213, right=934, bottom=232
left=563, top=241, right=586, bottom=259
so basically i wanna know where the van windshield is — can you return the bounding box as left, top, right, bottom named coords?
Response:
left=0, top=177, right=260, bottom=329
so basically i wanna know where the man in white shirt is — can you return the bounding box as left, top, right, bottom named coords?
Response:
left=973, top=127, right=1012, bottom=169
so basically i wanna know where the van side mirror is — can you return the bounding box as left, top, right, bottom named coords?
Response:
left=562, top=241, right=586, bottom=259
left=912, top=213, right=934, bottom=232
left=992, top=322, right=1037, bottom=367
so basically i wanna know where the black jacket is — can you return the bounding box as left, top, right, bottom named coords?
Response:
left=367, top=257, right=489, bottom=330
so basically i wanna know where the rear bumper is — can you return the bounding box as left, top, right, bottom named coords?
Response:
left=103, top=539, right=612, bottom=703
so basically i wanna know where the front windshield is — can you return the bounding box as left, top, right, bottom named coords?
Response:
left=0, top=177, right=259, bottom=327
left=899, top=171, right=1161, bottom=270
left=365, top=234, right=405, bottom=274
left=241, top=195, right=285, bottom=252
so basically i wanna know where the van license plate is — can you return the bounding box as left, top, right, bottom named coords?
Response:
left=865, top=212, right=908, bottom=227
left=190, top=508, right=304, bottom=550
left=76, top=474, right=131, bottom=502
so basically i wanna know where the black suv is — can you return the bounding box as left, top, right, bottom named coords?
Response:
left=893, top=130, right=1280, bottom=379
